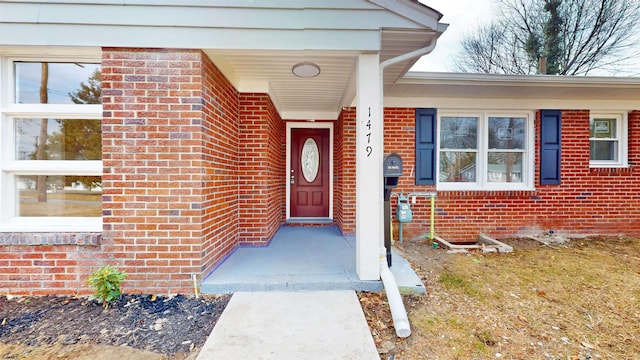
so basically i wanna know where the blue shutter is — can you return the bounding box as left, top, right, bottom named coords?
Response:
left=540, top=110, right=561, bottom=185
left=416, top=108, right=436, bottom=185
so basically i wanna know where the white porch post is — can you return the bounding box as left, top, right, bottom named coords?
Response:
left=355, top=53, right=383, bottom=280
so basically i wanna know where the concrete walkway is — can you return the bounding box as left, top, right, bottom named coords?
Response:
left=201, top=225, right=425, bottom=294
left=197, top=226, right=425, bottom=359
left=196, top=290, right=379, bottom=360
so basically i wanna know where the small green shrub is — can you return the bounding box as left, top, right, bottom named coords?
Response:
left=88, top=265, right=126, bottom=309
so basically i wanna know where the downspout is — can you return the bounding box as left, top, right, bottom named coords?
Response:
left=378, top=39, right=437, bottom=339
left=379, top=41, right=437, bottom=69
left=380, top=247, right=411, bottom=337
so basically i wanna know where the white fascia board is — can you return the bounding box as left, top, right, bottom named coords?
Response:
left=279, top=110, right=339, bottom=121
left=384, top=97, right=640, bottom=112
left=1, top=1, right=415, bottom=30
left=368, top=0, right=442, bottom=29
left=0, top=45, right=101, bottom=59
left=0, top=24, right=382, bottom=52
left=403, top=71, right=640, bottom=88
left=10, top=0, right=381, bottom=10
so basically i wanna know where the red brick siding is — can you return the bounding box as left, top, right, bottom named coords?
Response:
left=0, top=240, right=104, bottom=296
left=101, top=48, right=245, bottom=293
left=238, top=94, right=285, bottom=245
left=334, top=115, right=344, bottom=230
left=384, top=108, right=640, bottom=242
left=101, top=48, right=209, bottom=293
left=335, top=109, right=357, bottom=234
left=200, top=53, right=240, bottom=276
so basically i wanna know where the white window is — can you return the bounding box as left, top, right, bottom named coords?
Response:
left=0, top=57, right=102, bottom=232
left=589, top=113, right=628, bottom=168
left=437, top=111, right=534, bottom=191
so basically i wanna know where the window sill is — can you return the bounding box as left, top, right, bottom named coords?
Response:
left=589, top=163, right=629, bottom=169
left=589, top=166, right=633, bottom=174
left=437, top=183, right=535, bottom=192
left=0, top=218, right=102, bottom=233
left=435, top=189, right=538, bottom=198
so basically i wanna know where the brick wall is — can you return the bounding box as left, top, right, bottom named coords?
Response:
left=101, top=48, right=204, bottom=293
left=335, top=108, right=357, bottom=234
left=238, top=94, right=285, bottom=245
left=384, top=108, right=640, bottom=242
left=101, top=48, right=246, bottom=294
left=0, top=235, right=103, bottom=296
left=200, top=52, right=240, bottom=276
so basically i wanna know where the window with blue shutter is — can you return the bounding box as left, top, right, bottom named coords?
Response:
left=416, top=108, right=436, bottom=185
left=540, top=110, right=562, bottom=185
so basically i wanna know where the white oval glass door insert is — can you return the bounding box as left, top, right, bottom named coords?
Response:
left=301, top=138, right=320, bottom=183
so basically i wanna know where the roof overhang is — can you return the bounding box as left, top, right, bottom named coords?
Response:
left=0, top=0, right=447, bottom=119
left=386, top=72, right=640, bottom=111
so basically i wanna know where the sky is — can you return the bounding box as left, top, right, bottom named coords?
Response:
left=412, top=0, right=496, bottom=72
left=412, top=0, right=640, bottom=76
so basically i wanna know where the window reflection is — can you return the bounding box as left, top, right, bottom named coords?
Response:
left=589, top=117, right=619, bottom=162
left=15, top=62, right=101, bottom=104
left=15, top=118, right=102, bottom=160
left=488, top=117, right=525, bottom=149
left=440, top=117, right=478, bottom=149
left=487, top=153, right=523, bottom=183
left=439, top=152, right=477, bottom=182
left=17, top=175, right=102, bottom=217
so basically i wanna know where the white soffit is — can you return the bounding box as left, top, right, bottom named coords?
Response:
left=206, top=49, right=359, bottom=120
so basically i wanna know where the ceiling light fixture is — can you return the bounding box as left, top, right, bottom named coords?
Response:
left=292, top=62, right=321, bottom=78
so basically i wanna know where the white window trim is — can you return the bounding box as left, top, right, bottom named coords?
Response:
left=589, top=112, right=629, bottom=168
left=0, top=55, right=103, bottom=232
left=436, top=110, right=535, bottom=191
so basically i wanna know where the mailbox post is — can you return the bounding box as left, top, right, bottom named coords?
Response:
left=383, top=153, right=402, bottom=267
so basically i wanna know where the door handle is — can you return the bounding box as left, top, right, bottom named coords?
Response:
left=290, top=175, right=295, bottom=184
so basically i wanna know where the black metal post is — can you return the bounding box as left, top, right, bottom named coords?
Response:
left=383, top=188, right=392, bottom=267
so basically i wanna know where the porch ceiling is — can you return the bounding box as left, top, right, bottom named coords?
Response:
left=205, top=49, right=358, bottom=120
left=204, top=29, right=441, bottom=121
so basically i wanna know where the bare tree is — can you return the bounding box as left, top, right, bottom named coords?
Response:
left=36, top=62, right=48, bottom=202
left=455, top=0, right=640, bottom=75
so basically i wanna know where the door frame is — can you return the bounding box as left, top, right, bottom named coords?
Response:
left=286, top=122, right=334, bottom=220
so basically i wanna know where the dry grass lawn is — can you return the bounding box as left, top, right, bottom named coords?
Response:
left=365, top=237, right=640, bottom=359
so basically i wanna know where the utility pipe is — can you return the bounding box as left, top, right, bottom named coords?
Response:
left=380, top=247, right=411, bottom=338
left=376, top=41, right=437, bottom=339
left=430, top=195, right=435, bottom=241
left=405, top=192, right=437, bottom=240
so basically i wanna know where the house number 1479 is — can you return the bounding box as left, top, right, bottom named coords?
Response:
left=365, top=107, right=372, bottom=157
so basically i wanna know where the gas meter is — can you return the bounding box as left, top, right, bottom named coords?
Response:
left=396, top=194, right=413, bottom=223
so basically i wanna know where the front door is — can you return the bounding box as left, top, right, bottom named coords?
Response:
left=290, top=128, right=330, bottom=218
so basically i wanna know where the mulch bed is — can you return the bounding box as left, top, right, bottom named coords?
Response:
left=0, top=293, right=230, bottom=357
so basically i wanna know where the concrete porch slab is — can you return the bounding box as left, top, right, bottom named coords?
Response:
left=201, top=225, right=425, bottom=295
left=196, top=290, right=379, bottom=360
